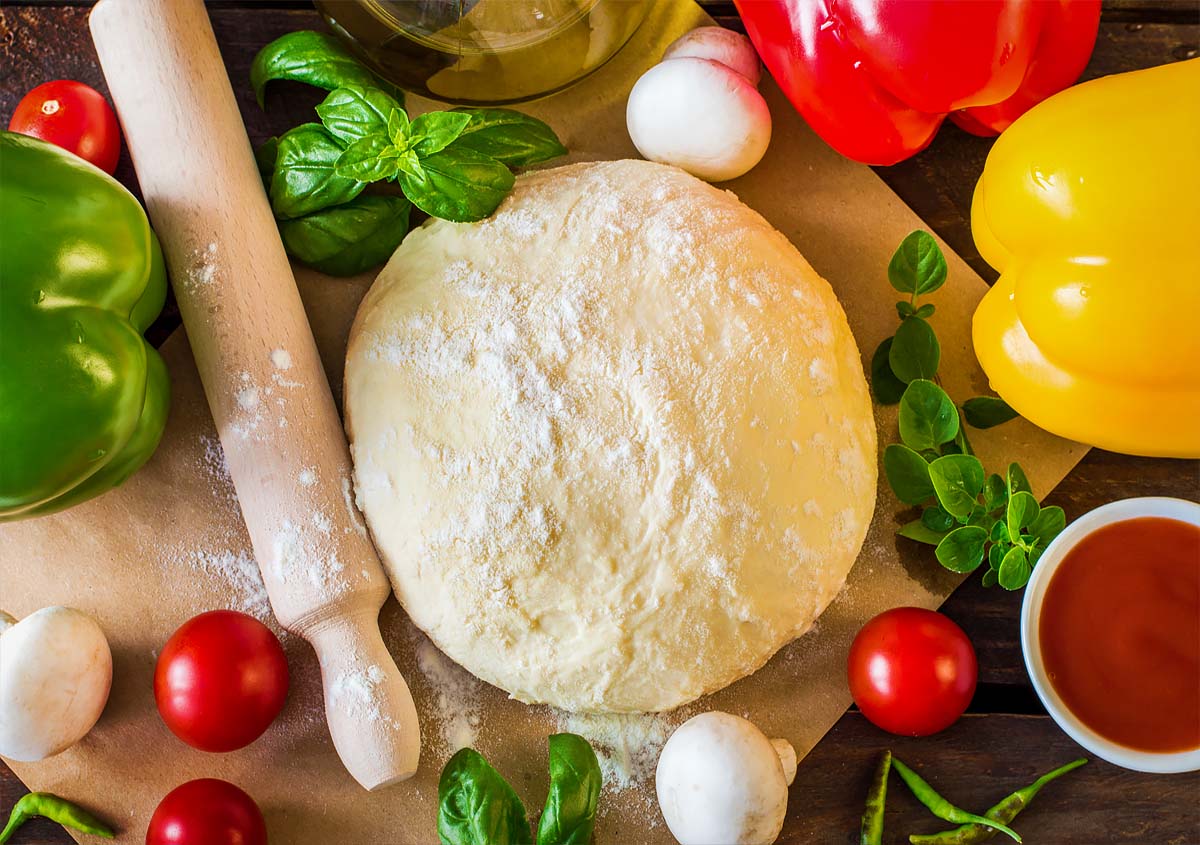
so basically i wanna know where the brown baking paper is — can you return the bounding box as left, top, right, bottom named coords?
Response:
left=0, top=1, right=1089, bottom=842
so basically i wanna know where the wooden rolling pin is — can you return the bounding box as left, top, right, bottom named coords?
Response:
left=90, top=0, right=420, bottom=789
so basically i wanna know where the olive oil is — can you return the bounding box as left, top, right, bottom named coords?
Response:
left=315, top=0, right=650, bottom=105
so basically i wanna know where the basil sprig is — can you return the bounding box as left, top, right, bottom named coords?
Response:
left=437, top=735, right=602, bottom=845
left=251, top=31, right=567, bottom=276
left=874, top=231, right=1066, bottom=590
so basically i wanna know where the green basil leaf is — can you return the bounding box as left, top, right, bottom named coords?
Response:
left=922, top=505, right=955, bottom=533
left=1028, top=539, right=1048, bottom=567
left=336, top=135, right=401, bottom=182
left=279, top=195, right=410, bottom=277
left=537, top=734, right=602, bottom=845
left=410, top=111, right=474, bottom=157
left=981, top=567, right=999, bottom=588
left=870, top=337, right=906, bottom=405
left=1007, top=491, right=1040, bottom=539
left=255, top=136, right=278, bottom=186
left=451, top=108, right=568, bottom=167
left=966, top=507, right=998, bottom=534
left=316, top=85, right=401, bottom=145
left=1007, top=462, right=1033, bottom=496
left=990, top=519, right=1010, bottom=544
left=997, top=545, right=1032, bottom=590
left=888, top=230, right=948, bottom=295
left=889, top=316, right=940, bottom=383
left=951, top=416, right=975, bottom=457
left=399, top=146, right=515, bottom=222
left=884, top=444, right=935, bottom=505
left=983, top=473, right=1008, bottom=512
left=935, top=525, right=988, bottom=573
left=270, top=123, right=365, bottom=219
left=898, top=379, right=959, bottom=452
left=251, top=30, right=403, bottom=108
left=438, top=748, right=532, bottom=845
left=988, top=542, right=1005, bottom=571
left=914, top=303, right=935, bottom=318
left=928, top=454, right=986, bottom=518
left=898, top=518, right=950, bottom=546
left=896, top=301, right=915, bottom=319
left=388, top=108, right=411, bottom=146
left=963, top=396, right=1020, bottom=429
left=1027, top=505, right=1066, bottom=545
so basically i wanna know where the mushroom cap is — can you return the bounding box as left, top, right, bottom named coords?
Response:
left=656, top=711, right=790, bottom=845
left=663, top=26, right=763, bottom=87
left=626, top=57, right=772, bottom=183
left=0, top=606, right=113, bottom=761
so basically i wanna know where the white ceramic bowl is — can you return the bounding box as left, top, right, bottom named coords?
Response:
left=1021, top=496, right=1200, bottom=774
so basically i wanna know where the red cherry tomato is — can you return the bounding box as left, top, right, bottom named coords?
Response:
left=146, top=779, right=267, bottom=845
left=847, top=607, right=977, bottom=736
left=154, top=610, right=288, bottom=752
left=8, top=80, right=121, bottom=174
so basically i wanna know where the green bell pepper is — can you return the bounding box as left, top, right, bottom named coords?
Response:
left=0, top=131, right=170, bottom=520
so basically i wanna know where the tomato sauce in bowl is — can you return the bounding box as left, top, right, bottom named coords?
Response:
left=1038, top=516, right=1200, bottom=754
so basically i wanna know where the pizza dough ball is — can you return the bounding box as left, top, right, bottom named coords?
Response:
left=345, top=160, right=876, bottom=713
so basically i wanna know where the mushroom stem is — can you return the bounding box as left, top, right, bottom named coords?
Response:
left=771, top=738, right=797, bottom=786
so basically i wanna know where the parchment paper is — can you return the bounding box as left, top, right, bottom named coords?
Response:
left=0, top=1, right=1089, bottom=842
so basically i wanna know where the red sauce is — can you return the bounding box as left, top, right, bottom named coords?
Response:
left=1039, top=516, right=1200, bottom=753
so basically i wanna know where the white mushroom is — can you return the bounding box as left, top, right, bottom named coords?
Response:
left=656, top=711, right=796, bottom=845
left=626, top=57, right=772, bottom=183
left=0, top=606, right=113, bottom=762
left=663, top=26, right=763, bottom=87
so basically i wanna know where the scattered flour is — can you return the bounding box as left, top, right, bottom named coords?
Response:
left=555, top=710, right=675, bottom=792
left=331, top=661, right=398, bottom=729
left=183, top=548, right=274, bottom=626
left=185, top=241, right=218, bottom=289
left=271, top=348, right=293, bottom=370
left=299, top=467, right=318, bottom=487
left=415, top=639, right=483, bottom=753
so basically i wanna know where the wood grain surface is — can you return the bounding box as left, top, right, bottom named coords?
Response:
left=2, top=2, right=1198, bottom=843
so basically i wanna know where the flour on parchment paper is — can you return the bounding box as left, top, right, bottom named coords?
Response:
left=554, top=710, right=680, bottom=795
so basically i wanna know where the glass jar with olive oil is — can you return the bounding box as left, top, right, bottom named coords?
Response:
left=315, top=0, right=651, bottom=105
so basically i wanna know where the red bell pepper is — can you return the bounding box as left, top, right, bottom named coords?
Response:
left=735, top=0, right=1100, bottom=165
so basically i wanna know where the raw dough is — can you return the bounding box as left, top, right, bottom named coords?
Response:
left=345, top=160, right=876, bottom=712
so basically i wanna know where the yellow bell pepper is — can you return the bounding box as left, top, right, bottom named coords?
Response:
left=971, top=59, right=1200, bottom=458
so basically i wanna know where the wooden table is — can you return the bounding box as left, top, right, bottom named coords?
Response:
left=2, top=2, right=1198, bottom=842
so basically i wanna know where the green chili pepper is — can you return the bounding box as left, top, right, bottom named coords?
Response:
left=861, top=750, right=892, bottom=845
left=908, top=758, right=1087, bottom=845
left=892, top=759, right=1022, bottom=843
left=0, top=792, right=115, bottom=843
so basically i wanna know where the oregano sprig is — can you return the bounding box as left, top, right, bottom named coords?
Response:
left=874, top=231, right=1066, bottom=589
left=251, top=31, right=567, bottom=276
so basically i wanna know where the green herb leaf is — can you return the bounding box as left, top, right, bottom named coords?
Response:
left=981, top=568, right=999, bottom=587
left=964, top=396, right=1020, bottom=429
left=1028, top=540, right=1048, bottom=567
left=1007, top=491, right=1040, bottom=540
left=399, top=146, right=515, bottom=222
left=929, top=454, right=986, bottom=518
left=279, top=195, right=410, bottom=277
left=410, top=111, right=474, bottom=157
left=438, top=748, right=532, bottom=845
left=537, top=734, right=602, bottom=845
left=884, top=444, right=936, bottom=505
left=990, top=520, right=1010, bottom=544
left=250, top=30, right=402, bottom=109
left=335, top=135, right=401, bottom=182
left=1028, top=505, right=1066, bottom=545
left=889, top=316, right=941, bottom=383
left=451, top=108, right=568, bottom=167
left=997, top=545, right=1032, bottom=590
left=316, top=85, right=401, bottom=145
left=870, top=337, right=907, bottom=405
left=988, top=542, right=1005, bottom=570
left=1008, top=463, right=1033, bottom=496
left=983, top=473, right=1008, bottom=512
left=270, top=123, right=365, bottom=219
left=898, top=519, right=951, bottom=546
left=922, top=506, right=955, bottom=533
left=898, top=380, right=959, bottom=452
left=888, top=230, right=948, bottom=295
left=935, top=525, right=988, bottom=573
left=896, top=301, right=915, bottom=319
left=388, top=108, right=411, bottom=146
left=914, top=303, right=935, bottom=318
